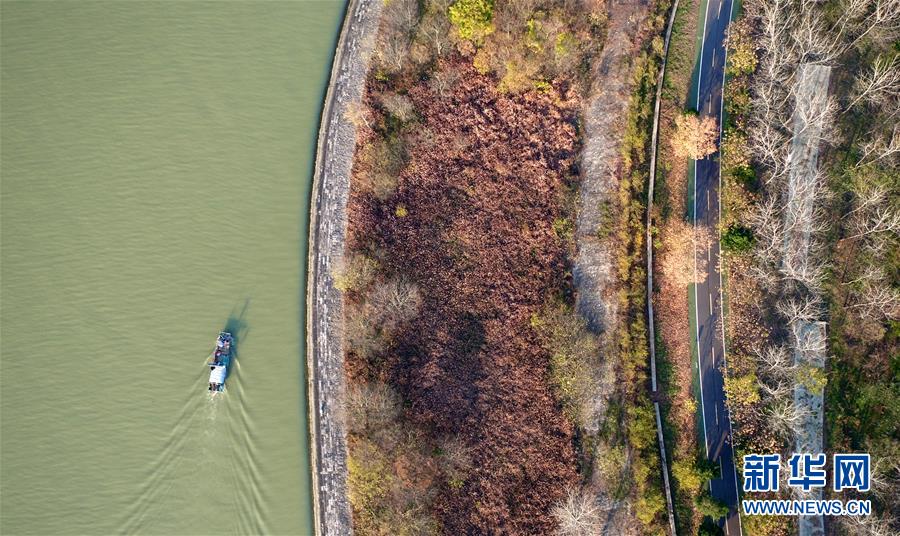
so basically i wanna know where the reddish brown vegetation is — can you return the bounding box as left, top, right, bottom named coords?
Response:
left=722, top=256, right=780, bottom=454
left=655, top=221, right=694, bottom=434
left=652, top=0, right=696, bottom=448
left=346, top=60, right=583, bottom=533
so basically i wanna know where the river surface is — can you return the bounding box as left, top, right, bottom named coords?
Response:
left=1, top=2, right=344, bottom=534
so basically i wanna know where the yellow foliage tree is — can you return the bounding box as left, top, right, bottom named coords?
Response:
left=724, top=371, right=761, bottom=407
left=672, top=113, right=718, bottom=160
left=448, top=0, right=494, bottom=44
left=660, top=219, right=710, bottom=289
left=726, top=18, right=757, bottom=76
left=333, top=253, right=377, bottom=292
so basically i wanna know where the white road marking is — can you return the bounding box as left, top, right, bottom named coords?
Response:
left=719, top=5, right=745, bottom=533
left=715, top=402, right=719, bottom=425
left=695, top=0, right=713, bottom=467
left=718, top=0, right=723, bottom=18
left=707, top=190, right=711, bottom=211
left=709, top=292, right=714, bottom=312
left=694, top=188, right=709, bottom=458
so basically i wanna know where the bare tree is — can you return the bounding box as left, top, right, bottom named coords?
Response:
left=849, top=282, right=900, bottom=320
left=847, top=203, right=900, bottom=243
left=389, top=0, right=419, bottom=34
left=371, top=278, right=423, bottom=326
left=753, top=0, right=900, bottom=69
left=842, top=178, right=900, bottom=259
left=750, top=195, right=785, bottom=269
left=748, top=118, right=790, bottom=182
left=757, top=347, right=792, bottom=390
left=847, top=55, right=900, bottom=110
left=838, top=514, right=900, bottom=536
left=869, top=455, right=900, bottom=501
left=753, top=345, right=797, bottom=405
left=780, top=255, right=828, bottom=293
left=856, top=127, right=900, bottom=166
left=777, top=294, right=823, bottom=324
left=374, top=0, right=420, bottom=73
left=844, top=0, right=900, bottom=49
left=344, top=307, right=385, bottom=359
left=757, top=376, right=793, bottom=399
left=845, top=184, right=890, bottom=218
left=429, top=68, right=460, bottom=98
left=780, top=167, right=832, bottom=292
left=377, top=30, right=411, bottom=73
left=754, top=344, right=796, bottom=399
left=437, top=436, right=473, bottom=481
left=417, top=0, right=452, bottom=58
left=333, top=253, right=377, bottom=292
left=345, top=101, right=371, bottom=129
left=843, top=264, right=884, bottom=287
left=552, top=488, right=602, bottom=536
left=345, top=381, right=402, bottom=434
left=789, top=88, right=837, bottom=144
left=790, top=321, right=827, bottom=357
left=357, top=137, right=406, bottom=200
left=380, top=92, right=417, bottom=123
left=766, top=399, right=812, bottom=439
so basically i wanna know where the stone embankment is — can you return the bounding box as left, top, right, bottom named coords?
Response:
left=306, top=1, right=382, bottom=535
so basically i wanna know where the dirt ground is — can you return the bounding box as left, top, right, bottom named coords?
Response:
left=574, top=0, right=653, bottom=531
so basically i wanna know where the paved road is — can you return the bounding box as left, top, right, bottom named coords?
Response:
left=693, top=0, right=742, bottom=534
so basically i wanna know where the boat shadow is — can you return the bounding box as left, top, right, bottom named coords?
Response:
left=221, top=299, right=250, bottom=385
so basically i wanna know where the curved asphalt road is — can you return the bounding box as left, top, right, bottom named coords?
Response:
left=693, top=0, right=742, bottom=534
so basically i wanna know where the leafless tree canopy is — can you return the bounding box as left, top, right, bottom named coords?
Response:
left=436, top=436, right=473, bottom=481
left=552, top=488, right=603, bottom=536
left=345, top=381, right=402, bottom=435
left=727, top=2, right=900, bottom=532
left=370, top=278, right=423, bottom=327
left=428, top=68, right=461, bottom=98
left=839, top=513, right=900, bottom=536
left=848, top=55, right=900, bottom=110
left=380, top=92, right=417, bottom=123
left=766, top=398, right=813, bottom=440
left=374, top=0, right=420, bottom=73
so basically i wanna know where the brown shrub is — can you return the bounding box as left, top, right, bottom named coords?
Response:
left=355, top=137, right=407, bottom=200
left=347, top=60, right=582, bottom=533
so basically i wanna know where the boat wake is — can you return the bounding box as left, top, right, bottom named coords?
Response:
left=118, top=338, right=267, bottom=534
left=119, top=381, right=206, bottom=534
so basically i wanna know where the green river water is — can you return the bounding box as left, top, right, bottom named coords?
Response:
left=1, top=2, right=344, bottom=534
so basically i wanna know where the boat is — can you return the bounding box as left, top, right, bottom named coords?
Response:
left=208, top=331, right=232, bottom=392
